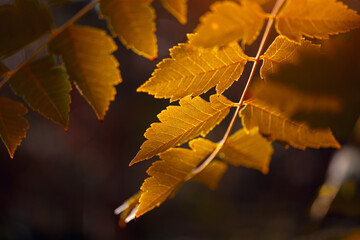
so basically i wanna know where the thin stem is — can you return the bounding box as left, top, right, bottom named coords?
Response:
left=187, top=0, right=287, bottom=179
left=0, top=0, right=101, bottom=89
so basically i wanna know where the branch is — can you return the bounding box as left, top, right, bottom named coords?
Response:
left=187, top=0, right=287, bottom=179
left=0, top=0, right=101, bottom=89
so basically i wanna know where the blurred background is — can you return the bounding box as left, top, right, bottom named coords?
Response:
left=0, top=0, right=359, bottom=239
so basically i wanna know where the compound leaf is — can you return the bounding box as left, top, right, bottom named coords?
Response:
left=10, top=55, right=71, bottom=129
left=260, top=36, right=320, bottom=79
left=0, top=97, right=28, bottom=158
left=220, top=128, right=273, bottom=174
left=240, top=100, right=341, bottom=150
left=49, top=25, right=122, bottom=121
left=138, top=39, right=249, bottom=101
left=276, top=0, right=360, bottom=43
left=136, top=138, right=216, bottom=217
left=192, top=160, right=228, bottom=190
left=191, top=1, right=266, bottom=48
left=130, top=95, right=234, bottom=165
left=160, top=0, right=187, bottom=24
left=100, top=0, right=157, bottom=60
left=0, top=0, right=53, bottom=58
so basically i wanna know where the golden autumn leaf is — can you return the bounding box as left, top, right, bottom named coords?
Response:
left=137, top=39, right=249, bottom=101
left=240, top=100, right=341, bottom=150
left=260, top=36, right=320, bottom=79
left=136, top=138, right=216, bottom=217
left=275, top=0, right=360, bottom=43
left=114, top=191, right=142, bottom=228
left=249, top=81, right=343, bottom=117
left=160, top=0, right=187, bottom=24
left=100, top=0, right=157, bottom=60
left=220, top=128, right=273, bottom=174
left=9, top=55, right=71, bottom=129
left=0, top=97, right=28, bottom=158
left=240, top=0, right=270, bottom=5
left=0, top=0, right=53, bottom=58
left=191, top=1, right=266, bottom=48
left=192, top=160, right=228, bottom=190
left=130, top=95, right=235, bottom=165
left=49, top=25, right=122, bottom=121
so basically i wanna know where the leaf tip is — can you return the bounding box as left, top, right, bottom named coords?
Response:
left=151, top=56, right=158, bottom=61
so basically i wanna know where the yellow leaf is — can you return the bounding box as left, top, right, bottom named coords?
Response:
left=260, top=36, right=320, bottom=79
left=240, top=100, right=341, bottom=150
left=250, top=81, right=343, bottom=117
left=136, top=138, right=216, bottom=217
left=276, top=0, right=360, bottom=43
left=10, top=55, right=71, bottom=129
left=100, top=0, right=157, bottom=60
left=0, top=97, right=28, bottom=158
left=160, top=0, right=187, bottom=24
left=191, top=1, right=266, bottom=48
left=49, top=25, right=122, bottom=121
left=114, top=191, right=142, bottom=227
left=137, top=39, right=249, bottom=101
left=130, top=95, right=234, bottom=165
left=192, top=160, right=228, bottom=190
left=0, top=0, right=53, bottom=58
left=220, top=128, right=273, bottom=174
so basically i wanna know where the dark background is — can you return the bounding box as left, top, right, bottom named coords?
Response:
left=0, top=0, right=360, bottom=239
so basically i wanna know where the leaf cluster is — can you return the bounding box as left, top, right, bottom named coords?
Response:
left=116, top=0, right=360, bottom=223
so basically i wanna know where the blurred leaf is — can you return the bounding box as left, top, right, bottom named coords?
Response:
left=100, top=0, right=157, bottom=60
left=49, top=25, right=122, bottom=121
left=276, top=0, right=360, bottom=43
left=137, top=138, right=216, bottom=217
left=130, top=95, right=234, bottom=165
left=0, top=0, right=53, bottom=58
left=220, top=128, right=273, bottom=174
left=0, top=97, right=28, bottom=158
left=10, top=55, right=71, bottom=129
left=267, top=30, right=360, bottom=139
left=240, top=100, right=341, bottom=150
left=249, top=80, right=343, bottom=117
left=160, top=0, right=187, bottom=24
left=191, top=1, right=266, bottom=48
left=192, top=160, right=228, bottom=190
left=138, top=38, right=249, bottom=101
left=260, top=36, right=320, bottom=79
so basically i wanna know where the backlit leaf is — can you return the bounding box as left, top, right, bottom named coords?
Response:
left=136, top=138, right=216, bottom=217
left=130, top=95, right=235, bottom=165
left=138, top=39, right=249, bottom=101
left=49, top=25, right=122, bottom=120
left=220, top=128, right=273, bottom=174
left=191, top=1, right=266, bottom=48
left=0, top=97, right=28, bottom=158
left=260, top=36, right=320, bottom=79
left=192, top=160, right=228, bottom=190
left=160, top=0, right=187, bottom=24
left=100, top=0, right=157, bottom=60
left=276, top=0, right=360, bottom=43
left=0, top=0, right=53, bottom=58
left=240, top=100, right=341, bottom=150
left=10, top=55, right=71, bottom=129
